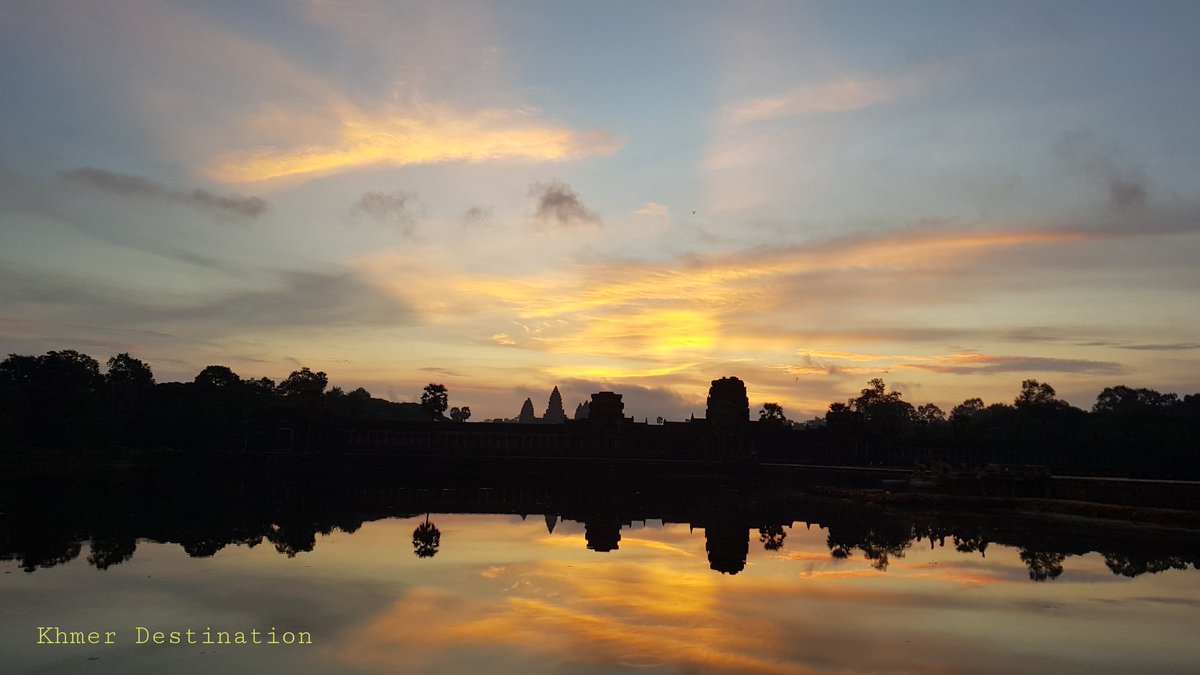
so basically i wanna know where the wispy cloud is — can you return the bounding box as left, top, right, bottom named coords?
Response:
left=905, top=354, right=1123, bottom=375
left=722, top=77, right=901, bottom=125
left=207, top=104, right=622, bottom=184
left=635, top=202, right=670, bottom=219
left=61, top=168, right=266, bottom=218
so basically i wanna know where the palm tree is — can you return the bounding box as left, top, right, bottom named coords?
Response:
left=412, top=514, right=441, bottom=558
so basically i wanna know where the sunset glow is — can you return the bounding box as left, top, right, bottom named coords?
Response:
left=1, top=2, right=1198, bottom=420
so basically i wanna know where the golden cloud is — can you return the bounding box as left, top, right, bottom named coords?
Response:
left=206, top=103, right=623, bottom=183
left=351, top=226, right=1089, bottom=403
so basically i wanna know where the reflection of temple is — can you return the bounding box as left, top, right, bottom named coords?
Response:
left=704, top=517, right=750, bottom=575
left=584, top=518, right=623, bottom=552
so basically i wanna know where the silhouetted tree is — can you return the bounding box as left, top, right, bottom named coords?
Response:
left=103, top=353, right=155, bottom=446
left=758, top=402, right=787, bottom=423
left=914, top=403, right=945, bottom=425
left=421, top=383, right=448, bottom=420
left=105, top=353, right=154, bottom=389
left=194, top=365, right=241, bottom=389
left=449, top=406, right=471, bottom=422
left=1093, top=386, right=1178, bottom=414
left=277, top=367, right=328, bottom=401
left=412, top=514, right=441, bottom=558
left=949, top=397, right=985, bottom=423
left=1014, top=379, right=1062, bottom=409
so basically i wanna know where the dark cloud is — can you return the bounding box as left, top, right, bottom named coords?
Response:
left=531, top=180, right=599, bottom=226
left=353, top=191, right=418, bottom=237
left=0, top=265, right=413, bottom=335
left=1118, top=342, right=1200, bottom=351
left=1053, top=131, right=1150, bottom=213
left=907, top=355, right=1124, bottom=376
left=1108, top=178, right=1147, bottom=212
left=420, top=367, right=465, bottom=377
left=463, top=206, right=493, bottom=228
left=60, top=167, right=266, bottom=218
left=174, top=269, right=413, bottom=330
left=557, top=378, right=700, bottom=421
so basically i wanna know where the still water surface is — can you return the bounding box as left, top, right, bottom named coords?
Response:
left=3, top=510, right=1199, bottom=674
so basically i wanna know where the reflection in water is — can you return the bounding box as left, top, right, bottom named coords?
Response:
left=3, top=499, right=1200, bottom=672
left=3, top=462, right=1200, bottom=583
left=413, top=515, right=441, bottom=558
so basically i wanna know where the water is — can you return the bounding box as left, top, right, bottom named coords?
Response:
left=4, top=492, right=1200, bottom=674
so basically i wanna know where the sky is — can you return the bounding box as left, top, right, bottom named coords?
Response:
left=1, top=1, right=1198, bottom=422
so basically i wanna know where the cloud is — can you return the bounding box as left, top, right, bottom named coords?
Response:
left=1117, top=342, right=1200, bottom=352
left=634, top=202, right=670, bottom=219
left=1108, top=178, right=1147, bottom=212
left=722, top=77, right=901, bottom=125
left=788, top=350, right=1124, bottom=378
left=904, top=354, right=1124, bottom=376
left=531, top=180, right=600, bottom=226
left=354, top=190, right=418, bottom=237
left=0, top=263, right=412, bottom=338
left=207, top=104, right=623, bottom=184
left=557, top=378, right=702, bottom=421
left=61, top=167, right=266, bottom=218
left=463, top=206, right=493, bottom=228
left=1054, top=130, right=1151, bottom=213
left=420, top=367, right=464, bottom=378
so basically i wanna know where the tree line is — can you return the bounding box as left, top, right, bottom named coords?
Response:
left=786, top=377, right=1200, bottom=478
left=0, top=349, right=457, bottom=451
left=2, top=349, right=1198, bottom=477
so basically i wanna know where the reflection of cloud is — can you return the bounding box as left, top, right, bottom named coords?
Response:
left=333, top=560, right=800, bottom=674
left=61, top=167, right=266, bottom=218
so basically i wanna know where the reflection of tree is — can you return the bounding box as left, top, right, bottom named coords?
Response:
left=825, top=517, right=911, bottom=571
left=14, top=541, right=82, bottom=573
left=758, top=525, right=787, bottom=551
left=267, top=522, right=316, bottom=558
left=1103, top=553, right=1191, bottom=578
left=87, top=536, right=137, bottom=570
left=1019, top=549, right=1066, bottom=581
left=953, top=534, right=989, bottom=557
left=413, top=514, right=441, bottom=558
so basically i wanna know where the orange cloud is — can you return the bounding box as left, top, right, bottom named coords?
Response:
left=207, top=102, right=623, bottom=183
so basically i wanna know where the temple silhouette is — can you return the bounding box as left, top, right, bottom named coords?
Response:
left=334, top=377, right=775, bottom=464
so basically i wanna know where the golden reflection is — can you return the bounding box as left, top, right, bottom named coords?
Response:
left=332, top=559, right=803, bottom=674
